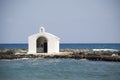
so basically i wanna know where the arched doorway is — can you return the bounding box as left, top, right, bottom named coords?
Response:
left=36, top=37, right=47, bottom=53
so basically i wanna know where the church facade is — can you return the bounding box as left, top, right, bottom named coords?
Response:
left=28, top=27, right=60, bottom=54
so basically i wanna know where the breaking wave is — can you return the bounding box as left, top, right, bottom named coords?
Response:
left=92, top=49, right=118, bottom=51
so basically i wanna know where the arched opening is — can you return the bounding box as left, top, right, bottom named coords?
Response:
left=36, top=37, right=47, bottom=53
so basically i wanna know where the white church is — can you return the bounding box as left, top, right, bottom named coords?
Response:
left=28, top=27, right=60, bottom=54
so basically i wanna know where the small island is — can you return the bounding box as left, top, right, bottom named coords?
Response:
left=0, top=48, right=120, bottom=62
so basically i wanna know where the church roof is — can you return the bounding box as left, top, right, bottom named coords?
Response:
left=29, top=27, right=60, bottom=40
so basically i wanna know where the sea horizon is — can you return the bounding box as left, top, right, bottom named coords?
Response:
left=0, top=43, right=120, bottom=44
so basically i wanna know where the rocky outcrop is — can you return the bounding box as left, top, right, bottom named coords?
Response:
left=0, top=49, right=120, bottom=61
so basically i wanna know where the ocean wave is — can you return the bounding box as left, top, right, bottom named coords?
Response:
left=92, top=49, right=118, bottom=51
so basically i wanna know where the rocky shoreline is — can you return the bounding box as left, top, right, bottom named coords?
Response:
left=0, top=49, right=120, bottom=61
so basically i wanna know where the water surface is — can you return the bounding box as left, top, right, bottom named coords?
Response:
left=0, top=59, right=120, bottom=80
left=0, top=43, right=120, bottom=50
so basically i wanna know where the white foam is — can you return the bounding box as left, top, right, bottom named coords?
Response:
left=21, top=58, right=29, bottom=60
left=92, top=49, right=118, bottom=51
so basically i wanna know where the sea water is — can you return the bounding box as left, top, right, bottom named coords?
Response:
left=0, top=59, right=120, bottom=80
left=0, top=43, right=120, bottom=50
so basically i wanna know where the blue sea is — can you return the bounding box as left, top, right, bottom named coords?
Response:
left=0, top=43, right=120, bottom=80
left=0, top=59, right=120, bottom=80
left=0, top=43, right=120, bottom=50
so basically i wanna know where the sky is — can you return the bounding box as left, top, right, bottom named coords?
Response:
left=0, top=0, right=120, bottom=43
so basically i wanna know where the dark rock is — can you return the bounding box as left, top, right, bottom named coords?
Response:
left=0, top=48, right=120, bottom=61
